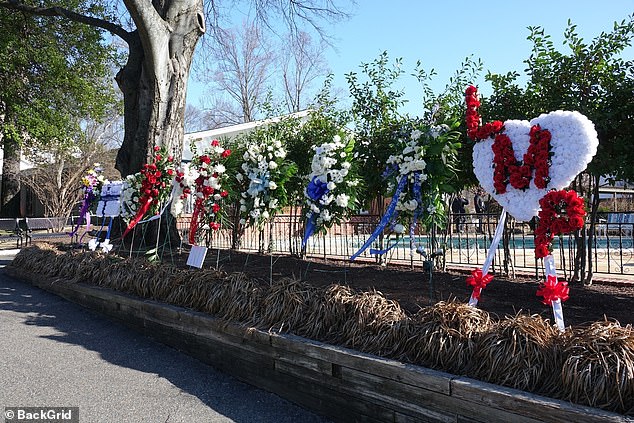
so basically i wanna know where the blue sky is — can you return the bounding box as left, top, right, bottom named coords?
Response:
left=187, top=0, right=634, bottom=117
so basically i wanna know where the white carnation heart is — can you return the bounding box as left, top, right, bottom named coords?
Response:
left=473, top=111, right=598, bottom=221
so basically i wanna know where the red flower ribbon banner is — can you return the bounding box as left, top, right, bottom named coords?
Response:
left=175, top=139, right=230, bottom=246
left=465, top=85, right=552, bottom=194
left=122, top=197, right=155, bottom=238
left=189, top=197, right=204, bottom=246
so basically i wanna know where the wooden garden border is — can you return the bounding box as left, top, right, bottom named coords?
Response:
left=9, top=269, right=632, bottom=423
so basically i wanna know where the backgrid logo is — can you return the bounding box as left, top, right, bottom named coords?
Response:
left=4, top=407, right=79, bottom=423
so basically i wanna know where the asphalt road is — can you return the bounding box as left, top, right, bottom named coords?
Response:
left=0, top=252, right=331, bottom=423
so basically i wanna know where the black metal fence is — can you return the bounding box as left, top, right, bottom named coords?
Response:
left=183, top=212, right=634, bottom=278
left=16, top=211, right=634, bottom=278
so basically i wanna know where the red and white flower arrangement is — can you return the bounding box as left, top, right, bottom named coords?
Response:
left=466, top=85, right=553, bottom=195
left=171, top=139, right=231, bottom=244
left=467, top=85, right=597, bottom=221
left=464, top=86, right=595, bottom=318
left=121, top=146, right=175, bottom=237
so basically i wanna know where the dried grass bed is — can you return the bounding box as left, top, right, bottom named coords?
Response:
left=10, top=245, right=634, bottom=415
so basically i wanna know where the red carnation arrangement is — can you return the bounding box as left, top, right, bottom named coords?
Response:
left=465, top=85, right=481, bottom=140
left=534, top=189, right=586, bottom=258
left=175, top=139, right=231, bottom=245
left=491, top=125, right=552, bottom=194
left=522, top=125, right=551, bottom=189
left=123, top=146, right=175, bottom=238
left=465, top=85, right=505, bottom=141
left=465, top=86, right=552, bottom=194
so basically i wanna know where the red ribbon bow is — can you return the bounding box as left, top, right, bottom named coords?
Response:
left=466, top=268, right=494, bottom=300
left=537, top=275, right=569, bottom=306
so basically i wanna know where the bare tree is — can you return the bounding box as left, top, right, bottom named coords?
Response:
left=83, top=102, right=124, bottom=149
left=281, top=30, right=329, bottom=113
left=201, top=96, right=246, bottom=128
left=21, top=141, right=111, bottom=224
left=184, top=104, right=210, bottom=133
left=202, top=20, right=275, bottom=123
left=20, top=101, right=122, bottom=223
left=0, top=0, right=351, bottom=180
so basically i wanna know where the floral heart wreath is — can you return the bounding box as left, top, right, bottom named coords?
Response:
left=464, top=85, right=594, bottom=330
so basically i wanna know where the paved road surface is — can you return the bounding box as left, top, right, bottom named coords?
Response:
left=0, top=253, right=331, bottom=423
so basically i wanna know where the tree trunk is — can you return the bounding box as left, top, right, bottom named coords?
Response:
left=572, top=174, right=585, bottom=282
left=114, top=2, right=206, bottom=177
left=111, top=1, right=205, bottom=248
left=501, top=215, right=514, bottom=277
left=1, top=133, right=22, bottom=217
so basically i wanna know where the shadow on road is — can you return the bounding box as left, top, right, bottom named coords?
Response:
left=0, top=269, right=327, bottom=423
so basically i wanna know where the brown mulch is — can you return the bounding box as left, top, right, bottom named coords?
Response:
left=193, top=249, right=634, bottom=328
left=18, top=243, right=634, bottom=415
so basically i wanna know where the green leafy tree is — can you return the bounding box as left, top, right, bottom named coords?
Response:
left=344, top=52, right=406, bottom=263
left=414, top=55, right=483, bottom=189
left=288, top=75, right=350, bottom=198
left=0, top=6, right=118, bottom=216
left=346, top=52, right=407, bottom=209
left=480, top=15, right=634, bottom=284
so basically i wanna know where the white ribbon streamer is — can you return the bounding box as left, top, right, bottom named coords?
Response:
left=544, top=254, right=566, bottom=331
left=469, top=208, right=507, bottom=306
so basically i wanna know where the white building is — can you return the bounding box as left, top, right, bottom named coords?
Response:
left=182, top=110, right=310, bottom=162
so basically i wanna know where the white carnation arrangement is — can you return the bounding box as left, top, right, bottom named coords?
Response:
left=350, top=121, right=459, bottom=260
left=472, top=110, right=599, bottom=221
left=304, top=132, right=360, bottom=230
left=237, top=135, right=296, bottom=227
left=386, top=128, right=434, bottom=216
left=383, top=123, right=458, bottom=230
left=120, top=173, right=143, bottom=220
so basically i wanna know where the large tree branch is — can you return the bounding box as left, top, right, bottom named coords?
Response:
left=0, top=0, right=134, bottom=44
left=123, top=0, right=170, bottom=78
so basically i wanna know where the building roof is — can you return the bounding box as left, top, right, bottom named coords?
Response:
left=182, top=110, right=311, bottom=162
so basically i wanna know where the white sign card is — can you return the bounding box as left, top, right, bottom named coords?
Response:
left=187, top=245, right=208, bottom=268
left=96, top=181, right=124, bottom=217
